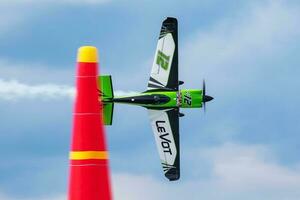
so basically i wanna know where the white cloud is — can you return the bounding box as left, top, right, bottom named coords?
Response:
left=206, top=143, right=300, bottom=192
left=0, top=0, right=111, bottom=5
left=112, top=143, right=300, bottom=200
left=0, top=56, right=141, bottom=101
left=0, top=59, right=139, bottom=101
left=181, top=0, right=300, bottom=94
left=113, top=90, right=138, bottom=97
left=0, top=79, right=75, bottom=101
left=0, top=0, right=111, bottom=38
left=2, top=143, right=300, bottom=200
left=0, top=193, right=12, bottom=200
left=0, top=192, right=65, bottom=200
left=0, top=59, right=74, bottom=84
left=56, top=0, right=111, bottom=5
left=0, top=4, right=32, bottom=37
left=0, top=78, right=138, bottom=101
left=42, top=196, right=65, bottom=200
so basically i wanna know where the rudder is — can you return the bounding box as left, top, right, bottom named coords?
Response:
left=98, top=75, right=114, bottom=125
left=98, top=75, right=114, bottom=100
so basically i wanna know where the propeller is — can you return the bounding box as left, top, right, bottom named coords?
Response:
left=202, top=79, right=213, bottom=112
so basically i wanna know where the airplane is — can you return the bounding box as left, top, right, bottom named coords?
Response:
left=98, top=17, right=214, bottom=181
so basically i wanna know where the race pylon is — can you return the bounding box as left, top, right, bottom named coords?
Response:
left=68, top=46, right=112, bottom=200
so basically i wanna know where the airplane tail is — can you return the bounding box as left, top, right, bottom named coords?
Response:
left=98, top=75, right=114, bottom=125
left=98, top=75, right=114, bottom=100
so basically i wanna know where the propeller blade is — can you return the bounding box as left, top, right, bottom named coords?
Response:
left=203, top=79, right=206, bottom=97
left=202, top=79, right=214, bottom=112
left=203, top=79, right=206, bottom=112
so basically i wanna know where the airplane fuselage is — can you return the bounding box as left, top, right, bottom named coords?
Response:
left=105, top=89, right=205, bottom=109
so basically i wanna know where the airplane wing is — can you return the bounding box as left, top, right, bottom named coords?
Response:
left=147, top=17, right=178, bottom=91
left=148, top=108, right=180, bottom=181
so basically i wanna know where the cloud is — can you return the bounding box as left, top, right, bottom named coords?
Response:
left=0, top=79, right=75, bottom=101
left=113, top=90, right=139, bottom=97
left=0, top=0, right=111, bottom=38
left=0, top=4, right=32, bottom=37
left=0, top=192, right=65, bottom=200
left=112, top=143, right=300, bottom=200
left=205, top=143, right=300, bottom=192
left=56, top=0, right=111, bottom=5
left=0, top=59, right=138, bottom=101
left=0, top=59, right=74, bottom=84
left=181, top=0, right=300, bottom=93
left=0, top=78, right=138, bottom=101
left=1, top=143, right=300, bottom=200
left=1, top=0, right=111, bottom=6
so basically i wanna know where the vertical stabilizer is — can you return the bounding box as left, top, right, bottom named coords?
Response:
left=98, top=75, right=114, bottom=125
left=98, top=75, right=114, bottom=100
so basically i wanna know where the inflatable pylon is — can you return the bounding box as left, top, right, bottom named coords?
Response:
left=68, top=46, right=112, bottom=200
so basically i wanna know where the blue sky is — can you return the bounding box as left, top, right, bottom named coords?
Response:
left=0, top=0, right=300, bottom=199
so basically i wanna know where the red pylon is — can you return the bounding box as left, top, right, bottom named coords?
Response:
left=68, top=46, right=112, bottom=200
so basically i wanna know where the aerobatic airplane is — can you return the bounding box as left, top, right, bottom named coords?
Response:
left=98, top=17, right=213, bottom=181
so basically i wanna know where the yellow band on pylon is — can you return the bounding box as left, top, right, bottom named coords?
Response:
left=70, top=151, right=108, bottom=160
left=77, top=46, right=98, bottom=63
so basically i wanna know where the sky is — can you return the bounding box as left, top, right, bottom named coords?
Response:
left=0, top=0, right=300, bottom=199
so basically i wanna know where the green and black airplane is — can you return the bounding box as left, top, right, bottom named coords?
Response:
left=98, top=17, right=213, bottom=181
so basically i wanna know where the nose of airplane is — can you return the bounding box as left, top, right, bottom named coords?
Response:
left=203, top=95, right=214, bottom=102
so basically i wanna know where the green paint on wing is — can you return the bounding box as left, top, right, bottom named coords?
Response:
left=156, top=50, right=170, bottom=70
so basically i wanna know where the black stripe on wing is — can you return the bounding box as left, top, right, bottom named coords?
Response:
left=164, top=108, right=180, bottom=181
left=161, top=17, right=178, bottom=91
left=147, top=83, right=166, bottom=90
left=159, top=17, right=177, bottom=39
left=149, top=77, right=164, bottom=86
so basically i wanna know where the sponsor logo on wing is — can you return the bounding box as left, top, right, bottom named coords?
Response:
left=156, top=50, right=170, bottom=71
left=155, top=120, right=173, bottom=155
left=162, top=162, right=176, bottom=172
